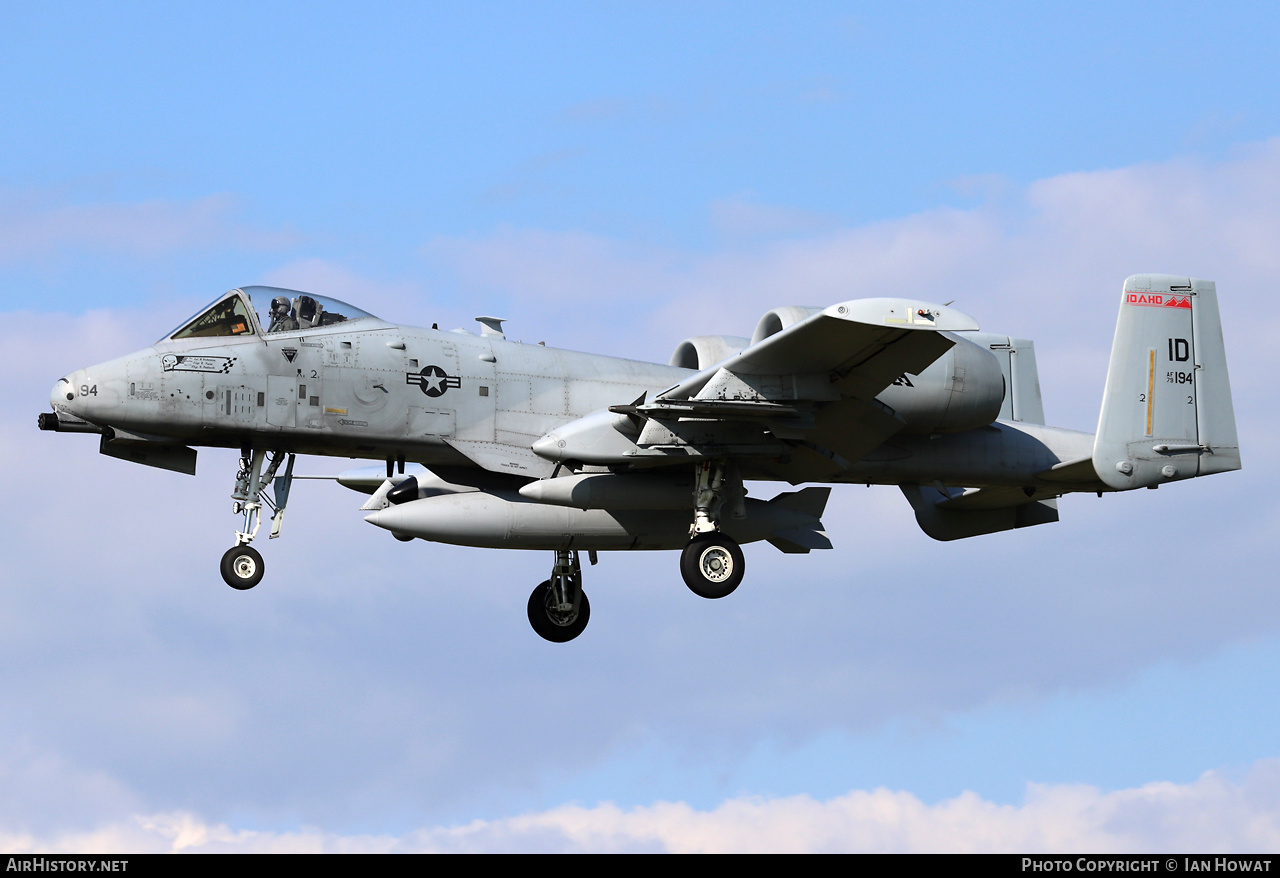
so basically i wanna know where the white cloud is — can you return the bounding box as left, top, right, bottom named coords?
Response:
left=6, top=762, right=1278, bottom=853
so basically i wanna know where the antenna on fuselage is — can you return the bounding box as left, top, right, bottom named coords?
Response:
left=475, top=316, right=506, bottom=339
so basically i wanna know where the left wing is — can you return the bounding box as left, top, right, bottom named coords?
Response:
left=660, top=298, right=978, bottom=402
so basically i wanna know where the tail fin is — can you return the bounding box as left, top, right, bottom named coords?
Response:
left=1092, top=275, right=1240, bottom=490
left=965, top=332, right=1047, bottom=424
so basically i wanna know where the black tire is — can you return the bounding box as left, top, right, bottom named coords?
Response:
left=681, top=533, right=744, bottom=599
left=527, top=580, right=590, bottom=643
left=220, top=545, right=264, bottom=590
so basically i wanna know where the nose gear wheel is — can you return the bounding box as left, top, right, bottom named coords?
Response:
left=220, top=545, right=264, bottom=590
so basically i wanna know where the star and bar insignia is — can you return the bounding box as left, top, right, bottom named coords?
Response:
left=406, top=365, right=462, bottom=398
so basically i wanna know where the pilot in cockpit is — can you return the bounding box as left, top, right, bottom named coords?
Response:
left=267, top=296, right=299, bottom=333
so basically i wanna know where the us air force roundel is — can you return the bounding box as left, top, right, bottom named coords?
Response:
left=406, top=365, right=462, bottom=398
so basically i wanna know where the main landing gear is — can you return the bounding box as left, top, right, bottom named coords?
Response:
left=681, top=532, right=744, bottom=599
left=527, top=549, right=592, bottom=642
left=220, top=448, right=295, bottom=590
left=679, top=460, right=746, bottom=599
left=526, top=462, right=749, bottom=641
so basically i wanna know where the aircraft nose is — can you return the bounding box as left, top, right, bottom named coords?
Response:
left=51, top=373, right=79, bottom=412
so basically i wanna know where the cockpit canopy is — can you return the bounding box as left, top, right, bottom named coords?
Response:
left=165, top=286, right=377, bottom=341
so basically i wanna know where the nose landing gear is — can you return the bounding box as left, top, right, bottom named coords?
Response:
left=221, top=544, right=264, bottom=590
left=219, top=449, right=294, bottom=590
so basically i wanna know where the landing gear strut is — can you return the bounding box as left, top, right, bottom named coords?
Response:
left=681, top=460, right=746, bottom=598
left=220, top=449, right=295, bottom=590
left=527, top=549, right=591, bottom=642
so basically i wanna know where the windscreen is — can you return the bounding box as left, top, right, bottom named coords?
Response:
left=163, top=287, right=378, bottom=342
left=169, top=295, right=257, bottom=340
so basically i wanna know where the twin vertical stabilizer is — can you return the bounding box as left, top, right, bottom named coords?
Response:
left=1092, top=275, right=1240, bottom=490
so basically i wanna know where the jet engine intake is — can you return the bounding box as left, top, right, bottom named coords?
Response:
left=751, top=306, right=824, bottom=345
left=669, top=335, right=751, bottom=371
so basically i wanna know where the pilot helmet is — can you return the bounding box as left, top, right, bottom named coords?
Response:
left=271, top=296, right=291, bottom=315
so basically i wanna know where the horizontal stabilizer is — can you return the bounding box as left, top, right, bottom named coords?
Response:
left=1034, top=456, right=1103, bottom=486
left=900, top=484, right=1058, bottom=541
left=933, top=485, right=1060, bottom=510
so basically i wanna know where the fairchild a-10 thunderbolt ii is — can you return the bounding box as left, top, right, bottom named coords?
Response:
left=42, top=275, right=1239, bottom=641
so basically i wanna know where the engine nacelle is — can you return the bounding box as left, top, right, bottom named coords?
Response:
left=669, top=335, right=750, bottom=370
left=751, top=306, right=824, bottom=344
left=875, top=332, right=1006, bottom=434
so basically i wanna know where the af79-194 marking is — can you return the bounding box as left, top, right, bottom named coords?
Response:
left=40, top=278, right=1240, bottom=642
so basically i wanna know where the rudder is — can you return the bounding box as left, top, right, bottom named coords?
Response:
left=1092, top=275, right=1240, bottom=490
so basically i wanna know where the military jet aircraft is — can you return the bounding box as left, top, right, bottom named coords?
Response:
left=41, top=275, right=1239, bottom=642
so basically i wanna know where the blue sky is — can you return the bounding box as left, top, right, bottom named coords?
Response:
left=2, top=2, right=1278, bottom=852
